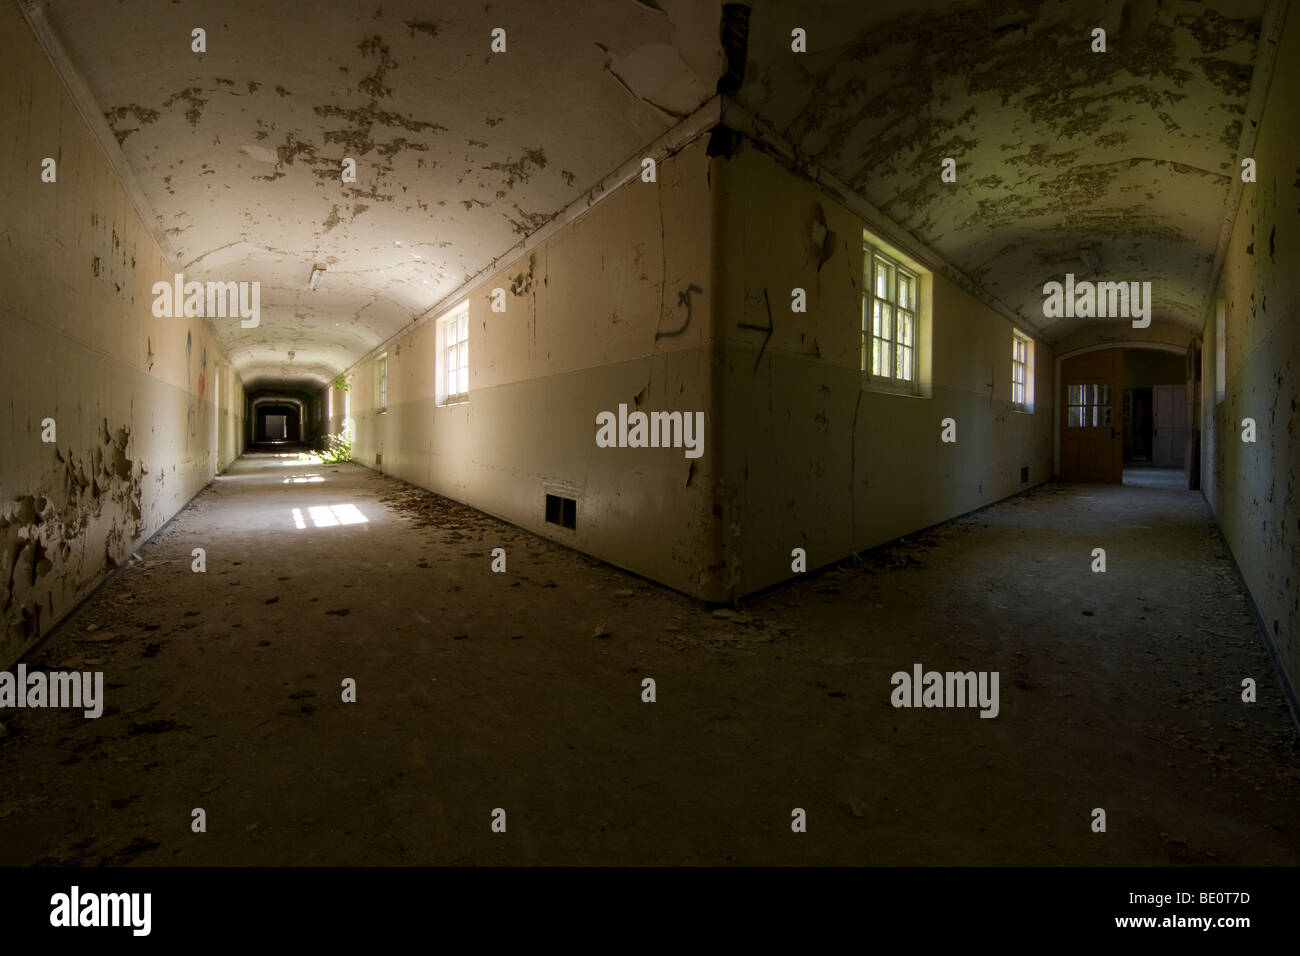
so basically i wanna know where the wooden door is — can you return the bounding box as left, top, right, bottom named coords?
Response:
left=1061, top=350, right=1123, bottom=482
left=1186, top=341, right=1201, bottom=490
left=1152, top=384, right=1187, bottom=467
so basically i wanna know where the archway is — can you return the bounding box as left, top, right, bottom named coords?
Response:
left=250, top=396, right=306, bottom=445
left=1053, top=341, right=1193, bottom=486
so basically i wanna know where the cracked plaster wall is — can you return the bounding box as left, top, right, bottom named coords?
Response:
left=713, top=136, right=1056, bottom=598
left=340, top=136, right=724, bottom=598
left=0, top=3, right=246, bottom=664
left=1201, top=4, right=1300, bottom=698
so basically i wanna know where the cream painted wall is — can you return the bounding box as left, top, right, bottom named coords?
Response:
left=342, top=137, right=721, bottom=597
left=1201, top=294, right=1225, bottom=509
left=342, top=130, right=1059, bottom=602
left=1201, top=6, right=1300, bottom=700
left=713, top=140, right=1055, bottom=597
left=0, top=3, right=245, bottom=663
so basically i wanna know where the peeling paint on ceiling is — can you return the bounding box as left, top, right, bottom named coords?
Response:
left=45, top=0, right=1269, bottom=385
left=733, top=0, right=1265, bottom=339
left=45, top=0, right=723, bottom=389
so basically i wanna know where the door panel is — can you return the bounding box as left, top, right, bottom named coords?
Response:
left=1061, top=349, right=1123, bottom=482
left=1152, top=384, right=1187, bottom=467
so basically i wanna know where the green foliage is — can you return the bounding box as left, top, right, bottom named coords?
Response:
left=333, top=375, right=351, bottom=393
left=318, top=430, right=352, bottom=463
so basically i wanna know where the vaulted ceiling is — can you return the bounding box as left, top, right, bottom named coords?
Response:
left=38, top=0, right=1272, bottom=388
left=733, top=0, right=1268, bottom=340
left=41, top=0, right=723, bottom=389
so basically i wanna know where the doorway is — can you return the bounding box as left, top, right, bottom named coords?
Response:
left=1117, top=348, right=1188, bottom=484
left=1060, top=349, right=1122, bottom=482
left=1123, top=387, right=1153, bottom=462
left=254, top=404, right=302, bottom=443
left=211, top=363, right=221, bottom=469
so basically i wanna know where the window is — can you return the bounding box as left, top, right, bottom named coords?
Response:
left=327, top=385, right=332, bottom=422
left=343, top=383, right=352, bottom=440
left=1066, top=384, right=1112, bottom=427
left=376, top=354, right=388, bottom=412
left=1215, top=297, right=1226, bottom=404
left=437, top=302, right=469, bottom=405
left=862, top=244, right=918, bottom=388
left=1011, top=331, right=1033, bottom=411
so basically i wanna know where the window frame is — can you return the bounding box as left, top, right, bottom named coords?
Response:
left=1066, top=383, right=1114, bottom=429
left=1011, top=330, right=1033, bottom=412
left=436, top=302, right=470, bottom=406
left=376, top=353, right=388, bottom=413
left=342, top=382, right=353, bottom=441
left=861, top=242, right=920, bottom=394
left=1214, top=297, right=1226, bottom=405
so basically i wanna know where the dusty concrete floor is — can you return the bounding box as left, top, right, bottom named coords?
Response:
left=1123, top=466, right=1187, bottom=490
left=1, top=453, right=1297, bottom=865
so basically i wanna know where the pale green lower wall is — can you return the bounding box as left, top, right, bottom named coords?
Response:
left=361, top=350, right=719, bottom=598
left=717, top=343, right=1054, bottom=596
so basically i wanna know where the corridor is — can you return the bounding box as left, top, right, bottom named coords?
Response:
left=4, top=0, right=1299, bottom=895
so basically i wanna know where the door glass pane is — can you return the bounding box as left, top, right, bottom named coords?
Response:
left=1068, top=406, right=1082, bottom=427
left=1068, top=384, right=1082, bottom=405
